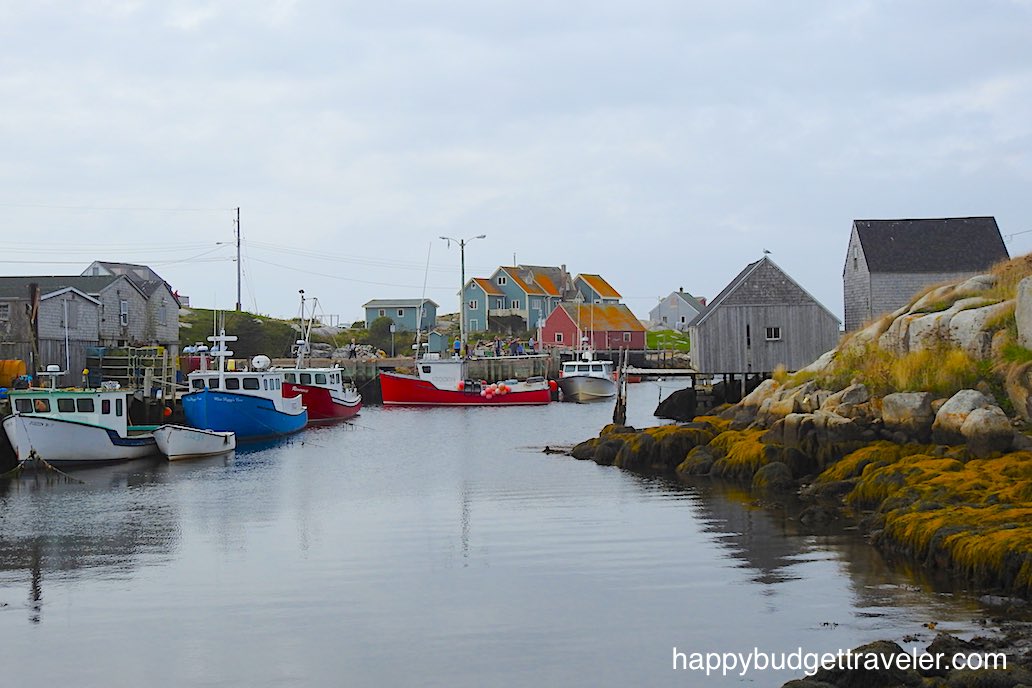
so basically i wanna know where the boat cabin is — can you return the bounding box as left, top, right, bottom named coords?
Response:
left=188, top=371, right=285, bottom=395
left=282, top=368, right=345, bottom=390
left=415, top=359, right=466, bottom=389
left=560, top=360, right=614, bottom=378
left=8, top=388, right=137, bottom=435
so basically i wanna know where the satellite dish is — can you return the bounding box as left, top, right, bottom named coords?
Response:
left=251, top=355, right=271, bottom=370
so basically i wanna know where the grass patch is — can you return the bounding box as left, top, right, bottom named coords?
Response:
left=647, top=329, right=691, bottom=351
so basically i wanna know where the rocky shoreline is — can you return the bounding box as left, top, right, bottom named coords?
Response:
left=569, top=259, right=1032, bottom=685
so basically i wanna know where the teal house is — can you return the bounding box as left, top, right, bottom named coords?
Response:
left=574, top=274, right=621, bottom=304
left=462, top=266, right=569, bottom=335
left=363, top=299, right=438, bottom=332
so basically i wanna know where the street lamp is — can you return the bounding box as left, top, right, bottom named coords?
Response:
left=440, top=234, right=487, bottom=355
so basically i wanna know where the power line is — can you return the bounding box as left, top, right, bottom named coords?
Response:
left=0, top=202, right=232, bottom=212
left=246, top=255, right=456, bottom=290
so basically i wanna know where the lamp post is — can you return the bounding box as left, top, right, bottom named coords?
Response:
left=440, top=234, right=486, bottom=355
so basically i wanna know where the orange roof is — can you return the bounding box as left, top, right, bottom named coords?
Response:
left=577, top=274, right=621, bottom=299
left=558, top=303, right=644, bottom=332
left=470, top=277, right=504, bottom=296
left=532, top=272, right=560, bottom=296
left=500, top=267, right=545, bottom=295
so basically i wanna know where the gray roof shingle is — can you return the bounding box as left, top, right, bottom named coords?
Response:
left=854, top=217, right=1008, bottom=273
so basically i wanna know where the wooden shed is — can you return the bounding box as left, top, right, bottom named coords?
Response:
left=688, top=257, right=840, bottom=373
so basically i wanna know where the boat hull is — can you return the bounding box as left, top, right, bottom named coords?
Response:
left=153, top=424, right=236, bottom=461
left=558, top=375, right=618, bottom=403
left=379, top=372, right=552, bottom=406
left=2, top=414, right=158, bottom=464
left=284, top=383, right=361, bottom=422
left=182, top=389, right=308, bottom=439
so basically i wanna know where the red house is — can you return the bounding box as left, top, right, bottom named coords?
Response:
left=542, top=303, right=646, bottom=350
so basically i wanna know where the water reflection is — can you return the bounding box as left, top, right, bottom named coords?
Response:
left=0, top=386, right=1000, bottom=687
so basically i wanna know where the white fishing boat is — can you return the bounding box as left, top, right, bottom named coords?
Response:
left=153, top=424, right=236, bottom=461
left=2, top=368, right=159, bottom=465
left=557, top=351, right=618, bottom=403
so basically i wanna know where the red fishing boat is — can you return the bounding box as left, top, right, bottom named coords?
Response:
left=278, top=291, right=362, bottom=422
left=380, top=357, right=554, bottom=406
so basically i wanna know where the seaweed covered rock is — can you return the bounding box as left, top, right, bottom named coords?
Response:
left=676, top=445, right=716, bottom=476
left=807, top=640, right=923, bottom=687
left=752, top=461, right=794, bottom=492
left=643, top=424, right=721, bottom=471
left=570, top=437, right=601, bottom=460
left=614, top=432, right=658, bottom=471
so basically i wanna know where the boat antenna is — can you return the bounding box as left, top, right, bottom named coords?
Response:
left=414, top=241, right=432, bottom=359
left=295, top=289, right=310, bottom=369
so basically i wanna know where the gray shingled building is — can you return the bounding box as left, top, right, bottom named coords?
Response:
left=688, top=256, right=840, bottom=373
left=843, top=217, right=1009, bottom=332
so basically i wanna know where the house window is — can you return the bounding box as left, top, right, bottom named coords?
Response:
left=555, top=332, right=563, bottom=343
left=397, top=309, right=405, bottom=317
left=496, top=298, right=504, bottom=308
left=159, top=304, right=167, bottom=325
left=594, top=299, right=601, bottom=304
left=119, top=299, right=129, bottom=326
left=470, top=319, right=479, bottom=331
left=680, top=316, right=686, bottom=323
left=661, top=315, right=667, bottom=324
left=0, top=303, right=9, bottom=321
left=378, top=309, right=386, bottom=317
left=765, top=326, right=782, bottom=341
left=510, top=300, right=520, bottom=309
left=497, top=276, right=507, bottom=285
left=468, top=299, right=478, bottom=310
left=623, top=332, right=631, bottom=342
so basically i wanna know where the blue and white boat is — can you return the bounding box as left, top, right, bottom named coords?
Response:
left=182, top=330, right=308, bottom=440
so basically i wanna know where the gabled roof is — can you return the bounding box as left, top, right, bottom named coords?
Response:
left=853, top=217, right=1008, bottom=273
left=0, top=275, right=145, bottom=300
left=39, top=287, right=101, bottom=305
left=467, top=277, right=504, bottom=297
left=363, top=298, right=439, bottom=308
left=575, top=274, right=621, bottom=299
left=674, top=290, right=706, bottom=312
left=498, top=267, right=545, bottom=295
left=553, top=303, right=644, bottom=332
left=688, top=257, right=839, bottom=327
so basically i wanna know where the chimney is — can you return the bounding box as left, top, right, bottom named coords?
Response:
left=679, top=286, right=683, bottom=293
left=698, top=297, right=707, bottom=306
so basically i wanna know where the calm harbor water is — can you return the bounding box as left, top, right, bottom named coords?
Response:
left=0, top=382, right=996, bottom=686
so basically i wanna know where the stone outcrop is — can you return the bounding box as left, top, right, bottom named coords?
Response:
left=931, top=389, right=996, bottom=444
left=880, top=392, right=934, bottom=442
left=1016, top=275, right=1032, bottom=349
left=960, top=406, right=1015, bottom=458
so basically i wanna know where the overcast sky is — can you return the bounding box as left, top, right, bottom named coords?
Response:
left=2, top=1, right=1031, bottom=325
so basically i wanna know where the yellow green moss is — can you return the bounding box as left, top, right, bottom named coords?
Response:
left=818, top=442, right=934, bottom=483
left=710, top=429, right=769, bottom=479
left=840, top=449, right=1032, bottom=593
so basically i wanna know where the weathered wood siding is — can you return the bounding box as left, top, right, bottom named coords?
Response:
left=97, top=277, right=148, bottom=345
left=39, top=292, right=101, bottom=341
left=143, top=283, right=180, bottom=353
left=690, top=304, right=839, bottom=372
left=843, top=227, right=872, bottom=332
left=691, top=258, right=840, bottom=372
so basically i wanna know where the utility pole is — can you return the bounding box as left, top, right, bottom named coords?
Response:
left=235, top=207, right=242, bottom=312
left=440, top=234, right=486, bottom=354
